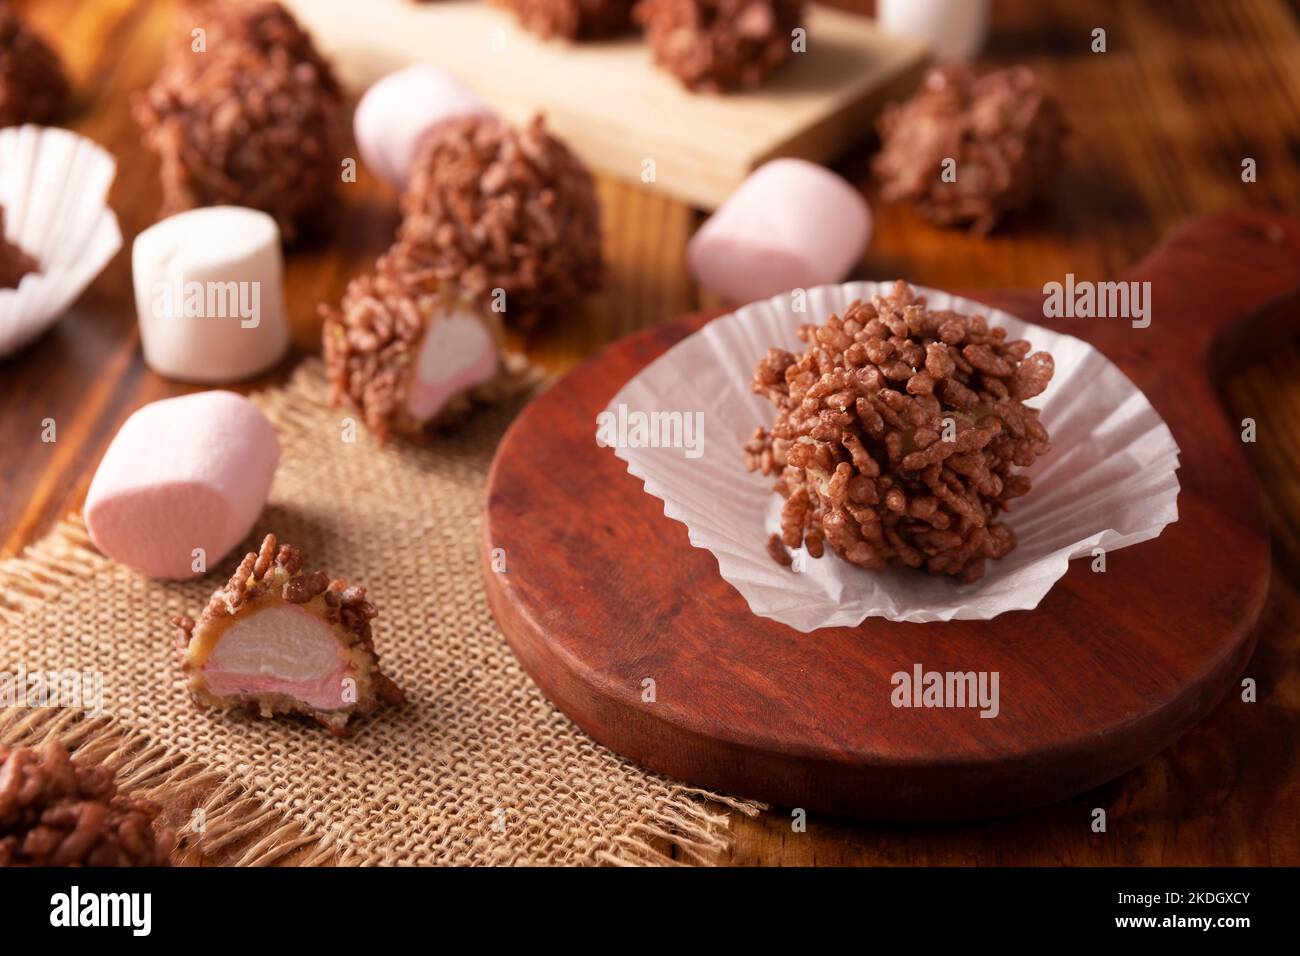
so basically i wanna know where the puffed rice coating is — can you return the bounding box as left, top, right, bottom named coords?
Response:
left=132, top=1, right=345, bottom=241
left=0, top=740, right=175, bottom=866
left=634, top=0, right=805, bottom=92
left=744, top=281, right=1054, bottom=583
left=873, top=66, right=1065, bottom=235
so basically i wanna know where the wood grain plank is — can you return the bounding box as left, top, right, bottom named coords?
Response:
left=279, top=0, right=929, bottom=209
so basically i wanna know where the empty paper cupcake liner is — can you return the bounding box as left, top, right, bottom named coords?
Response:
left=607, top=282, right=1181, bottom=630
left=0, top=125, right=122, bottom=358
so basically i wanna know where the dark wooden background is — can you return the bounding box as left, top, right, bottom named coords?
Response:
left=2, top=0, right=1298, bottom=865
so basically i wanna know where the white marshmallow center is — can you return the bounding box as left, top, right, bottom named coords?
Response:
left=208, top=604, right=342, bottom=683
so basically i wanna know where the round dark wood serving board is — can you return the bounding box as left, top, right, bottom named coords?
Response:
left=481, top=213, right=1300, bottom=820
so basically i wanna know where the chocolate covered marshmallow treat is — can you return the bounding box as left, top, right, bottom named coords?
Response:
left=745, top=281, right=1054, bottom=583
left=133, top=1, right=345, bottom=240
left=175, top=534, right=404, bottom=736
left=321, top=248, right=517, bottom=443
left=395, top=113, right=603, bottom=329
left=873, top=66, right=1065, bottom=234
left=634, top=0, right=805, bottom=92
left=0, top=4, right=69, bottom=127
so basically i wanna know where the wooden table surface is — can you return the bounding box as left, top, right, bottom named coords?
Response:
left=3, top=0, right=1298, bottom=865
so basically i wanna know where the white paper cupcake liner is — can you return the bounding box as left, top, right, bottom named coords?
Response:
left=606, top=282, right=1181, bottom=630
left=0, top=125, right=122, bottom=358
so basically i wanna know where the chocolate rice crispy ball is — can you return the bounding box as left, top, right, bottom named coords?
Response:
left=745, top=281, right=1054, bottom=583
left=322, top=250, right=429, bottom=440
left=395, top=113, right=603, bottom=328
left=873, top=66, right=1065, bottom=235
left=133, top=1, right=345, bottom=241
left=634, top=0, right=805, bottom=92
left=0, top=739, right=175, bottom=866
left=321, top=248, right=506, bottom=442
left=0, top=4, right=69, bottom=127
left=493, top=0, right=636, bottom=40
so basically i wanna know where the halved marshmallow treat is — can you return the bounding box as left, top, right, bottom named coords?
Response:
left=687, top=158, right=871, bottom=304
left=353, top=65, right=490, bottom=191
left=133, top=206, right=289, bottom=383
left=321, top=251, right=507, bottom=442
left=174, top=534, right=404, bottom=736
left=84, top=391, right=279, bottom=580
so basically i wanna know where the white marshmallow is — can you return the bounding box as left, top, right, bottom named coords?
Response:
left=687, top=159, right=872, bottom=304
left=353, top=65, right=490, bottom=191
left=133, top=206, right=288, bottom=384
left=84, top=391, right=280, bottom=580
left=877, top=0, right=990, bottom=63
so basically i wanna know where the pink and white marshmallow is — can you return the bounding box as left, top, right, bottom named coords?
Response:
left=353, top=65, right=491, bottom=191
left=687, top=159, right=872, bottom=304
left=84, top=391, right=280, bottom=579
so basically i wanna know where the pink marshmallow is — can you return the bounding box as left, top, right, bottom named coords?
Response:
left=353, top=65, right=490, bottom=190
left=687, top=159, right=872, bottom=304
left=84, top=391, right=280, bottom=580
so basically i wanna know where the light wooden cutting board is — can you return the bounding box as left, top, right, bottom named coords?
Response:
left=282, top=0, right=929, bottom=208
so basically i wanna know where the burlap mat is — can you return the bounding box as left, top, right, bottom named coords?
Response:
left=0, top=360, right=760, bottom=865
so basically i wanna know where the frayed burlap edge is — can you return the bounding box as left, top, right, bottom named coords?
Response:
left=0, top=430, right=764, bottom=867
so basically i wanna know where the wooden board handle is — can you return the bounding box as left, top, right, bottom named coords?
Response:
left=968, top=213, right=1300, bottom=538
left=1017, top=212, right=1300, bottom=381
left=481, top=215, right=1287, bottom=820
